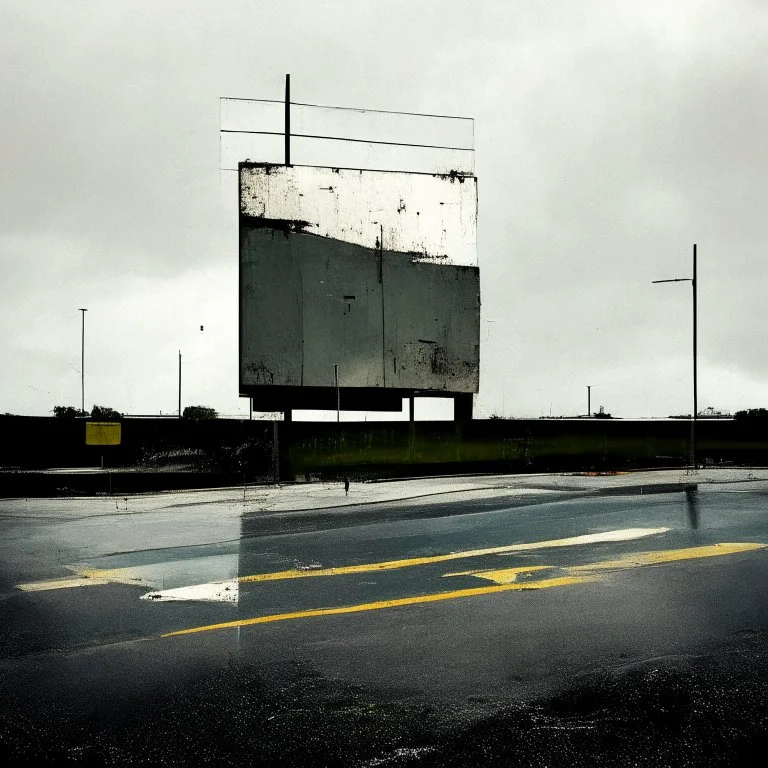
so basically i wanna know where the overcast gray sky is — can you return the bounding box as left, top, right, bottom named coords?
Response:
left=2, top=0, right=767, bottom=420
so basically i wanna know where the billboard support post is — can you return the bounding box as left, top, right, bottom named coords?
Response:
left=272, top=419, right=279, bottom=484
left=335, top=364, right=340, bottom=422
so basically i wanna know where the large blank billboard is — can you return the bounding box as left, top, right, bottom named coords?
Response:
left=240, top=163, right=479, bottom=410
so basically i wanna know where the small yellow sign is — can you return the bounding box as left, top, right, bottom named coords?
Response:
left=85, top=422, right=122, bottom=446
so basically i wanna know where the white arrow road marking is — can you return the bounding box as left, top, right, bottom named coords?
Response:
left=141, top=580, right=239, bottom=603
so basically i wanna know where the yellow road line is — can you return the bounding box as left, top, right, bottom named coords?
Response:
left=14, top=528, right=668, bottom=594
left=570, top=542, right=766, bottom=572
left=161, top=575, right=592, bottom=637
left=453, top=543, right=767, bottom=584
left=238, top=528, right=669, bottom=584
left=162, top=541, right=766, bottom=637
left=16, top=566, right=147, bottom=592
left=17, top=576, right=113, bottom=592
left=443, top=565, right=552, bottom=580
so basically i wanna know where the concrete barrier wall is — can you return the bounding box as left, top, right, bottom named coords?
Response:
left=279, top=418, right=745, bottom=479
left=2, top=416, right=767, bottom=484
left=0, top=416, right=273, bottom=473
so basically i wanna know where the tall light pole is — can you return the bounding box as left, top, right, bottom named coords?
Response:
left=78, top=308, right=87, bottom=415
left=652, top=243, right=697, bottom=469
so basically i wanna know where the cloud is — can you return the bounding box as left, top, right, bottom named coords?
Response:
left=2, top=0, right=767, bottom=419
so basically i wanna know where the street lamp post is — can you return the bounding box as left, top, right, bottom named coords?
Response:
left=652, top=243, right=697, bottom=470
left=78, top=308, right=87, bottom=415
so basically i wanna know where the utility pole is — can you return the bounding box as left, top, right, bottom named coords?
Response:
left=652, top=243, right=698, bottom=470
left=692, top=243, right=697, bottom=469
left=178, top=351, right=182, bottom=418
left=587, top=385, right=591, bottom=418
left=78, top=308, right=87, bottom=415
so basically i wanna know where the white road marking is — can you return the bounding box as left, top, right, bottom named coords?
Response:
left=141, top=580, right=239, bottom=603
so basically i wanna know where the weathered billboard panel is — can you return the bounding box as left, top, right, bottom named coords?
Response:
left=240, top=163, right=479, bottom=411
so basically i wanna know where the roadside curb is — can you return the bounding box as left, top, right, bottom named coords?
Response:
left=2, top=467, right=766, bottom=506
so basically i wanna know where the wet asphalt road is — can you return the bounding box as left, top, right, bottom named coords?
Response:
left=1, top=478, right=768, bottom=765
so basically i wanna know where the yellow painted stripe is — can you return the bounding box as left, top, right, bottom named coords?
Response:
left=448, top=566, right=558, bottom=584
left=14, top=528, right=668, bottom=594
left=460, top=543, right=767, bottom=584
left=161, top=541, right=765, bottom=637
left=570, top=542, right=766, bottom=572
left=161, top=575, right=592, bottom=637
left=442, top=565, right=552, bottom=580
left=238, top=528, right=669, bottom=584
left=17, top=566, right=146, bottom=592
left=17, top=576, right=113, bottom=592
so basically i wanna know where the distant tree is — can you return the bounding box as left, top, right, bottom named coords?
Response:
left=91, top=405, right=122, bottom=420
left=734, top=408, right=768, bottom=422
left=182, top=405, right=218, bottom=420
left=53, top=405, right=87, bottom=418
left=698, top=406, right=731, bottom=419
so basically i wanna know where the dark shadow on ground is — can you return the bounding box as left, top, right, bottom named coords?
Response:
left=2, top=631, right=767, bottom=766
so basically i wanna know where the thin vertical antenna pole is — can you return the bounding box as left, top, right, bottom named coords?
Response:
left=81, top=311, right=85, bottom=414
left=587, top=385, right=591, bottom=418
left=692, top=243, right=697, bottom=469
left=78, top=308, right=87, bottom=415
left=178, top=351, right=182, bottom=418
left=285, top=74, right=291, bottom=166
